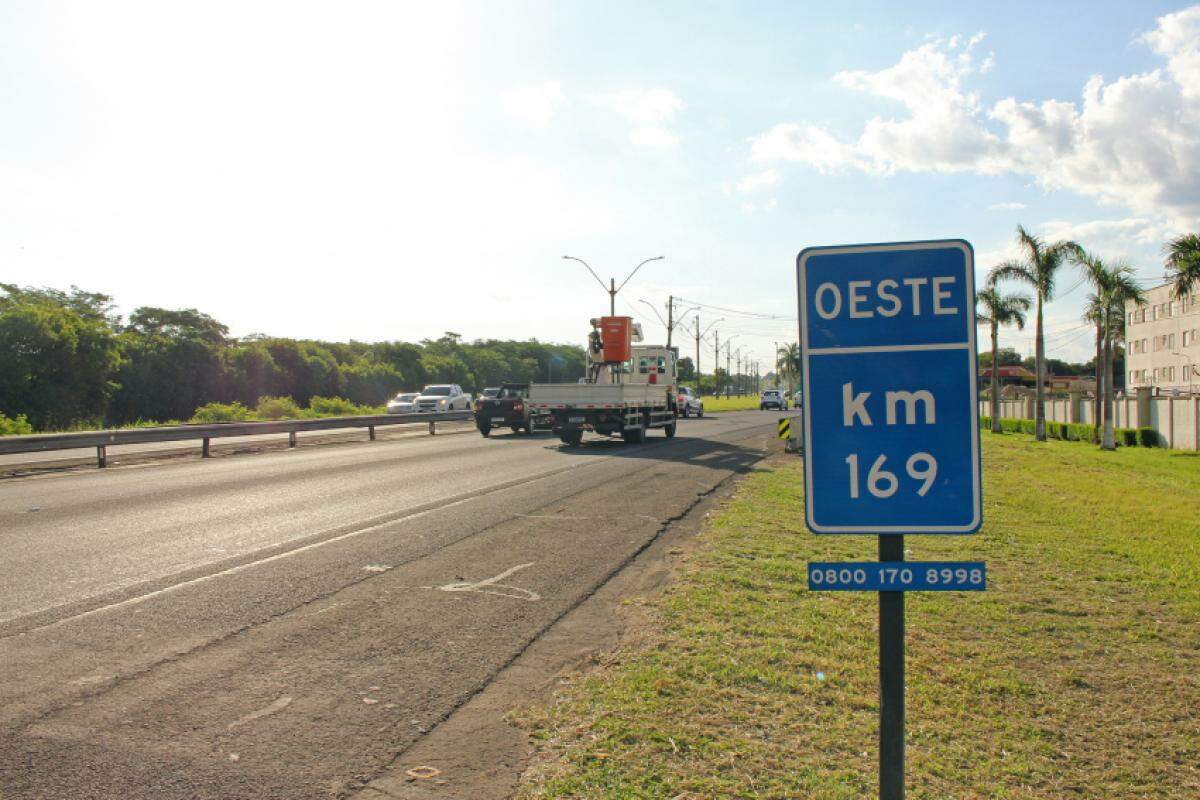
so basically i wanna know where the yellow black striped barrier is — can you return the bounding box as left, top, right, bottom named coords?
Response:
left=778, top=418, right=791, bottom=440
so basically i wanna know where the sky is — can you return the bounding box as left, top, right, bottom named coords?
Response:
left=3, top=1, right=1199, bottom=370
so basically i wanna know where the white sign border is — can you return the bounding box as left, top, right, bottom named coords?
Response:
left=797, top=239, right=982, bottom=534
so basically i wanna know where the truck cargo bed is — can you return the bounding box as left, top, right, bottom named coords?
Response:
left=529, top=382, right=668, bottom=409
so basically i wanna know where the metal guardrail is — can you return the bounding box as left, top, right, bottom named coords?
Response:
left=0, top=411, right=474, bottom=468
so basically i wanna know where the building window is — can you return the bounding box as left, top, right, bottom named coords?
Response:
left=1170, top=333, right=1176, bottom=349
left=1185, top=331, right=1192, bottom=347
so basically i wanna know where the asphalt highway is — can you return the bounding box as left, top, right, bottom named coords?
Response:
left=0, top=411, right=778, bottom=799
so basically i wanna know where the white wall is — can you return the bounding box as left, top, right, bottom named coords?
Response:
left=980, top=395, right=1200, bottom=450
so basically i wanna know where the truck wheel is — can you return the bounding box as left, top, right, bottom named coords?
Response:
left=478, top=424, right=491, bottom=437
left=560, top=430, right=583, bottom=446
left=623, top=426, right=645, bottom=444
left=664, top=421, right=677, bottom=438
left=510, top=425, right=520, bottom=434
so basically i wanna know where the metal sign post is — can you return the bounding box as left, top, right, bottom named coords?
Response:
left=796, top=240, right=984, bottom=800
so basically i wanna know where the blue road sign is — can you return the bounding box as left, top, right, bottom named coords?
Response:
left=797, top=240, right=981, bottom=534
left=808, top=561, right=986, bottom=591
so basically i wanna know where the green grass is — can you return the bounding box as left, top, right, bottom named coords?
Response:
left=516, top=432, right=1200, bottom=798
left=703, top=395, right=771, bottom=412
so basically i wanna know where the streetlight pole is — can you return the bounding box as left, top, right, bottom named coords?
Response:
left=563, top=255, right=664, bottom=316
left=695, top=316, right=722, bottom=395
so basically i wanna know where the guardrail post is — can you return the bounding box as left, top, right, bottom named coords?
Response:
left=288, top=431, right=297, bottom=448
left=428, top=421, right=436, bottom=435
left=202, top=437, right=211, bottom=458
left=368, top=425, right=375, bottom=441
left=97, top=445, right=107, bottom=468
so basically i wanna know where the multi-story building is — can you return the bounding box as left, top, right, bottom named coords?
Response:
left=1125, top=283, right=1200, bottom=394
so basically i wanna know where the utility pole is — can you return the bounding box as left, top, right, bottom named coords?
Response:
left=726, top=342, right=732, bottom=399
left=737, top=352, right=743, bottom=396
left=694, top=316, right=702, bottom=394
left=714, top=330, right=720, bottom=397
left=666, top=295, right=674, bottom=349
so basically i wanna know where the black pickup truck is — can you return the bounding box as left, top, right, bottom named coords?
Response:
left=474, top=383, right=533, bottom=436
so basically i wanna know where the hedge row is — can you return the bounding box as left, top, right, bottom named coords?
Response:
left=979, top=416, right=1161, bottom=447
left=189, top=395, right=384, bottom=424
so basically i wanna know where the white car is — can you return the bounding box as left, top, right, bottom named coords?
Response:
left=792, top=389, right=803, bottom=407
left=386, top=392, right=419, bottom=414
left=760, top=389, right=788, bottom=410
left=414, top=384, right=473, bottom=412
left=676, top=386, right=704, bottom=418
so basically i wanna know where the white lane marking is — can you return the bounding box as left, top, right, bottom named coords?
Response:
left=228, top=695, right=292, bottom=729
left=362, top=564, right=392, bottom=572
left=437, top=563, right=541, bottom=602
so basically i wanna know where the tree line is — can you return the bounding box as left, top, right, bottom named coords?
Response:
left=0, top=284, right=587, bottom=431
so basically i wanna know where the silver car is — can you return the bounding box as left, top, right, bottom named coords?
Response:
left=414, top=384, right=473, bottom=412
left=676, top=386, right=704, bottom=418
left=386, top=392, right=419, bottom=414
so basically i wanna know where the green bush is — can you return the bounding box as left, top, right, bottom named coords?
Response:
left=306, top=396, right=373, bottom=418
left=254, top=396, right=303, bottom=420
left=1118, top=428, right=1138, bottom=447
left=1137, top=427, right=1162, bottom=448
left=0, top=411, right=34, bottom=436
left=189, top=401, right=255, bottom=424
left=120, top=418, right=182, bottom=429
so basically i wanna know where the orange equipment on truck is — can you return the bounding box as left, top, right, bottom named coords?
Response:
left=598, top=316, right=633, bottom=363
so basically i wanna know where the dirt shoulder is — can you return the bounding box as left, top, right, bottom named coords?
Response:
left=353, top=446, right=768, bottom=800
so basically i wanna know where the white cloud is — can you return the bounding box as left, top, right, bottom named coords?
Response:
left=749, top=124, right=862, bottom=172
left=1038, top=217, right=1173, bottom=251
left=629, top=126, right=679, bottom=149
left=594, top=87, right=686, bottom=148
left=501, top=80, right=564, bottom=127
left=750, top=8, right=1200, bottom=227
left=987, top=201, right=1026, bottom=211
left=735, top=168, right=780, bottom=194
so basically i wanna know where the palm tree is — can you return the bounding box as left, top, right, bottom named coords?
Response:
left=976, top=287, right=1031, bottom=433
left=776, top=343, right=799, bottom=392
left=1076, top=248, right=1117, bottom=437
left=1075, top=250, right=1145, bottom=449
left=988, top=225, right=1082, bottom=441
left=1082, top=295, right=1104, bottom=438
left=1164, top=233, right=1200, bottom=299
left=1097, top=262, right=1144, bottom=450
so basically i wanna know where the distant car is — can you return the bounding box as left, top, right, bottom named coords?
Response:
left=386, top=392, right=419, bottom=414
left=760, top=389, right=788, bottom=411
left=414, top=384, right=472, bottom=412
left=676, top=386, right=704, bottom=418
left=481, top=387, right=500, bottom=399
left=792, top=389, right=803, bottom=407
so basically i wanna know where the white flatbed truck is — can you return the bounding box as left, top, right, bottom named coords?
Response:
left=530, top=343, right=679, bottom=446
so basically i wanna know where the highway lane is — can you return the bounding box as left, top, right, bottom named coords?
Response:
left=0, top=411, right=778, bottom=799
